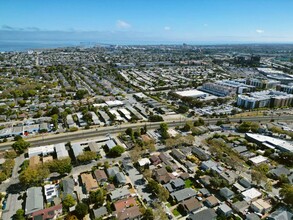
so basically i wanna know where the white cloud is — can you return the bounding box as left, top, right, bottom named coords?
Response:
left=164, top=26, right=171, bottom=31
left=116, top=20, right=131, bottom=29
left=256, top=29, right=264, bottom=34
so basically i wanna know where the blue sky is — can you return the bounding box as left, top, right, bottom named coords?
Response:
left=0, top=0, right=293, bottom=44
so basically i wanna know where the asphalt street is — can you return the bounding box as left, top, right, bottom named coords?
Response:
left=1, top=115, right=293, bottom=150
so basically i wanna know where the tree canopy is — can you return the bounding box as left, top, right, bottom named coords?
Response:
left=46, top=157, right=72, bottom=174
left=75, top=202, right=88, bottom=218
left=77, top=151, right=97, bottom=162
left=12, top=138, right=30, bottom=153
left=63, top=194, right=76, bottom=210
left=19, top=165, right=49, bottom=186
left=107, top=145, right=125, bottom=158
left=280, top=184, right=293, bottom=206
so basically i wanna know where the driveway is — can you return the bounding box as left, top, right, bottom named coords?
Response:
left=1, top=193, right=23, bottom=220
left=127, top=166, right=152, bottom=204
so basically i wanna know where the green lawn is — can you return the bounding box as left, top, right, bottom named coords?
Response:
left=172, top=209, right=180, bottom=217
left=185, top=179, right=193, bottom=188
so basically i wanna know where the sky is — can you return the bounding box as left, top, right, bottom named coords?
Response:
left=0, top=0, right=293, bottom=44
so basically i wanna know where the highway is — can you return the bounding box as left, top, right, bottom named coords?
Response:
left=1, top=115, right=293, bottom=150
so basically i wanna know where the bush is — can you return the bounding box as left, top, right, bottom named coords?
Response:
left=107, top=145, right=125, bottom=158
left=46, top=157, right=72, bottom=174
left=77, top=151, right=97, bottom=162
left=12, top=139, right=30, bottom=153
left=149, top=115, right=164, bottom=122
left=69, top=127, right=78, bottom=132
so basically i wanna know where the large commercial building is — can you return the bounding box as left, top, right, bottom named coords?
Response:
left=258, top=68, right=293, bottom=84
left=276, top=84, right=293, bottom=94
left=199, top=80, right=254, bottom=97
left=237, top=90, right=293, bottom=109
left=245, top=133, right=293, bottom=153
left=246, top=78, right=280, bottom=89
left=175, top=89, right=208, bottom=98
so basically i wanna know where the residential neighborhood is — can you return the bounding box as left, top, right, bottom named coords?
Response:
left=0, top=44, right=293, bottom=220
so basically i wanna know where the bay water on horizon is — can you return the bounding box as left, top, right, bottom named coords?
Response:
left=0, top=40, right=87, bottom=52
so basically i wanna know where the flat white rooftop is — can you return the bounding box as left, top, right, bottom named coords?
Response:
left=246, top=133, right=293, bottom=152
left=176, top=89, right=207, bottom=98
left=242, top=188, right=262, bottom=202
left=249, top=155, right=268, bottom=165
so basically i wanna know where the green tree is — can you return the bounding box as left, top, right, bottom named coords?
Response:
left=2, top=159, right=15, bottom=176
left=48, top=106, right=59, bottom=116
left=4, top=150, right=17, bottom=159
left=251, top=170, right=263, bottom=185
left=265, top=180, right=272, bottom=192
left=82, top=112, right=92, bottom=125
left=160, top=123, right=169, bottom=139
left=0, top=172, right=7, bottom=183
left=14, top=209, right=25, bottom=220
left=46, top=157, right=72, bottom=174
left=280, top=184, right=293, bottom=206
left=237, top=122, right=251, bottom=133
left=18, top=99, right=26, bottom=107
left=19, top=165, right=49, bottom=186
left=89, top=189, right=105, bottom=206
left=75, top=90, right=88, bottom=100
left=278, top=152, right=293, bottom=167
left=107, top=145, right=125, bottom=158
left=51, top=114, right=59, bottom=131
left=177, top=105, right=189, bottom=114
left=147, top=179, right=169, bottom=202
left=182, top=123, right=191, bottom=132
left=125, top=128, right=134, bottom=137
left=148, top=115, right=163, bottom=122
left=279, top=174, right=290, bottom=184
left=63, top=194, right=76, bottom=210
left=75, top=203, right=88, bottom=218
left=77, top=151, right=97, bottom=162
left=158, top=187, right=170, bottom=202
left=144, top=208, right=154, bottom=220
left=12, top=139, right=30, bottom=154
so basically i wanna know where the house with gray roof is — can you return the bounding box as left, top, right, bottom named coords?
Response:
left=55, top=143, right=69, bottom=159
left=164, top=178, right=185, bottom=193
left=115, top=172, right=127, bottom=186
left=171, top=149, right=186, bottom=161
left=110, top=188, right=130, bottom=201
left=217, top=204, right=233, bottom=217
left=238, top=177, right=252, bottom=189
left=107, top=167, right=120, bottom=178
left=170, top=188, right=197, bottom=203
left=92, top=206, right=108, bottom=219
left=200, top=160, right=218, bottom=171
left=187, top=208, right=217, bottom=220
left=269, top=166, right=291, bottom=179
left=246, top=213, right=261, bottom=220
left=231, top=200, right=249, bottom=214
left=219, top=187, right=235, bottom=200
left=71, top=143, right=84, bottom=158
left=199, top=188, right=210, bottom=197
left=88, top=142, right=100, bottom=153
left=192, top=147, right=211, bottom=161
left=105, top=139, right=116, bottom=150
left=62, top=177, right=76, bottom=200
left=220, top=170, right=237, bottom=185
left=25, top=187, right=44, bottom=216
left=267, top=209, right=293, bottom=220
